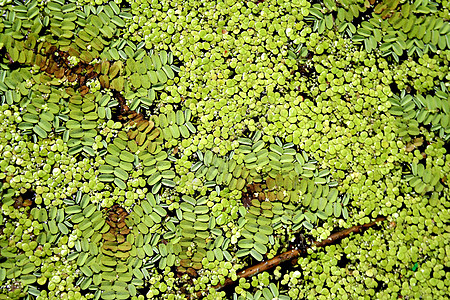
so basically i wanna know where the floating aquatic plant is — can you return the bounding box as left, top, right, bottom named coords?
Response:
left=0, top=0, right=449, bottom=299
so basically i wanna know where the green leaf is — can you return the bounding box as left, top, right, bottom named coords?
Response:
left=342, top=207, right=349, bottom=219
left=185, top=121, right=196, bottom=133
left=106, top=155, right=120, bottom=166
left=114, top=168, right=129, bottom=181
left=33, top=124, right=48, bottom=138
left=159, top=50, right=168, bottom=65
left=156, top=69, right=168, bottom=83
left=254, top=232, right=269, bottom=244
left=151, top=54, right=162, bottom=70
left=254, top=242, right=268, bottom=254
left=269, top=282, right=279, bottom=297
left=238, top=239, right=253, bottom=248
left=317, top=210, right=328, bottom=220
left=23, top=113, right=39, bottom=123
left=58, top=222, right=69, bottom=234
left=302, top=220, right=313, bottom=230
left=148, top=71, right=158, bottom=84
left=333, top=202, right=342, bottom=217
left=162, top=65, right=174, bottom=79
left=114, top=178, right=127, bottom=189
left=309, top=8, right=323, bottom=19
left=120, top=151, right=135, bottom=163
left=77, top=252, right=89, bottom=266
left=111, top=16, right=126, bottom=27
left=156, top=160, right=171, bottom=171
left=147, top=172, right=162, bottom=186
left=357, top=27, right=372, bottom=37
left=20, top=274, right=36, bottom=285
left=250, top=249, right=264, bottom=261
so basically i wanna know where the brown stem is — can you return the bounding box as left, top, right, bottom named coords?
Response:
left=313, top=217, right=386, bottom=248
left=5, top=52, right=14, bottom=64
left=195, top=217, right=386, bottom=299
left=5, top=45, right=143, bottom=124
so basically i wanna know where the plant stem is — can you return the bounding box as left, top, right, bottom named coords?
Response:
left=195, top=216, right=386, bottom=299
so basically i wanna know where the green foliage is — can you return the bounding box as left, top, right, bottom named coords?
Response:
left=308, top=0, right=450, bottom=61
left=0, top=0, right=449, bottom=299
left=389, top=86, right=450, bottom=140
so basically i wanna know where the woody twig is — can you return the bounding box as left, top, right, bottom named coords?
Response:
left=194, top=216, right=386, bottom=299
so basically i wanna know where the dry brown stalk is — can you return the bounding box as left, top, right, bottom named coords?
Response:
left=194, top=216, right=386, bottom=299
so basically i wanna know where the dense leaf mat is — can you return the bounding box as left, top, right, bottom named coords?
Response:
left=0, top=0, right=449, bottom=299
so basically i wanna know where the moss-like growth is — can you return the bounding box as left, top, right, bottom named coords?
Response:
left=0, top=0, right=449, bottom=299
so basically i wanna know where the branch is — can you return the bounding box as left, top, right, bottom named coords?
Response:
left=195, top=216, right=386, bottom=299
left=313, top=217, right=386, bottom=248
